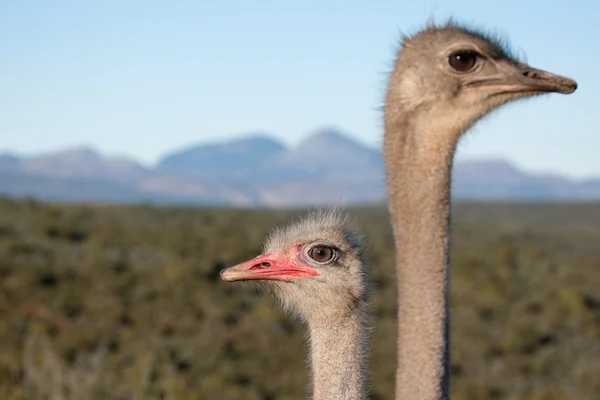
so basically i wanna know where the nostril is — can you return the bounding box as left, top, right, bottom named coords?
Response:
left=250, top=262, right=271, bottom=270
left=523, top=70, right=538, bottom=79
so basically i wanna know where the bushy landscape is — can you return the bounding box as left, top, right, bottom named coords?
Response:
left=0, top=198, right=599, bottom=399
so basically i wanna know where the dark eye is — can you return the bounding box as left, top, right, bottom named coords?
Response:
left=448, top=51, right=479, bottom=72
left=307, top=245, right=335, bottom=263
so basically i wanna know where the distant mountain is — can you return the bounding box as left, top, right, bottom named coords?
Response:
left=0, top=171, right=145, bottom=203
left=0, top=146, right=255, bottom=206
left=452, top=159, right=600, bottom=200
left=0, top=153, right=20, bottom=170
left=18, top=146, right=150, bottom=182
left=158, top=134, right=286, bottom=181
left=1, top=128, right=598, bottom=206
left=262, top=128, right=383, bottom=183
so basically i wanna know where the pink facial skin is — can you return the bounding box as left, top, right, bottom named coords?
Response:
left=220, top=250, right=320, bottom=282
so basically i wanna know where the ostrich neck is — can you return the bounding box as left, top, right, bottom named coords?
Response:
left=307, top=308, right=368, bottom=400
left=384, top=114, right=459, bottom=400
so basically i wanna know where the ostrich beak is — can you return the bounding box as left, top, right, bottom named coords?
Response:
left=516, top=65, right=577, bottom=94
left=220, top=253, right=320, bottom=282
left=466, top=61, right=577, bottom=95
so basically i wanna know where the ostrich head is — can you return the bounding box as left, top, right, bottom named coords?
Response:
left=385, top=21, right=577, bottom=141
left=220, top=209, right=369, bottom=322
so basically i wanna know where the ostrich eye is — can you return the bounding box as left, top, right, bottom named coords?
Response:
left=307, top=245, right=335, bottom=263
left=448, top=51, right=479, bottom=72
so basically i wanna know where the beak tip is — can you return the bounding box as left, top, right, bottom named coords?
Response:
left=565, top=80, right=577, bottom=94
left=219, top=268, right=232, bottom=282
left=555, top=77, right=577, bottom=94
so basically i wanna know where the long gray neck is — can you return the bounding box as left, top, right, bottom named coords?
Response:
left=384, top=112, right=459, bottom=400
left=307, top=306, right=368, bottom=400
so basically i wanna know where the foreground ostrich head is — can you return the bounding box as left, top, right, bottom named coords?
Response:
left=220, top=209, right=371, bottom=400
left=220, top=209, right=369, bottom=322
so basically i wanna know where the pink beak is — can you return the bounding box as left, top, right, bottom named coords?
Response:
left=220, top=253, right=320, bottom=282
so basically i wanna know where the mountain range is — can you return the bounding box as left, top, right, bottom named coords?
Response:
left=1, top=128, right=599, bottom=206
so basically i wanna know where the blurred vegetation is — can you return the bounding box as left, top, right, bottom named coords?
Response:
left=0, top=198, right=599, bottom=399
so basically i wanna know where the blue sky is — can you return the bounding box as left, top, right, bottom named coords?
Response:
left=1, top=0, right=597, bottom=178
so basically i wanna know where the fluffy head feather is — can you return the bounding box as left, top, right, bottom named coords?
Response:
left=232, top=208, right=370, bottom=323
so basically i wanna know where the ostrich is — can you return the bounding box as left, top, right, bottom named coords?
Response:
left=383, top=21, right=577, bottom=399
left=220, top=209, right=370, bottom=400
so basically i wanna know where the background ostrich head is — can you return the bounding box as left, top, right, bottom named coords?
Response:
left=220, top=209, right=369, bottom=322
left=385, top=21, right=577, bottom=142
